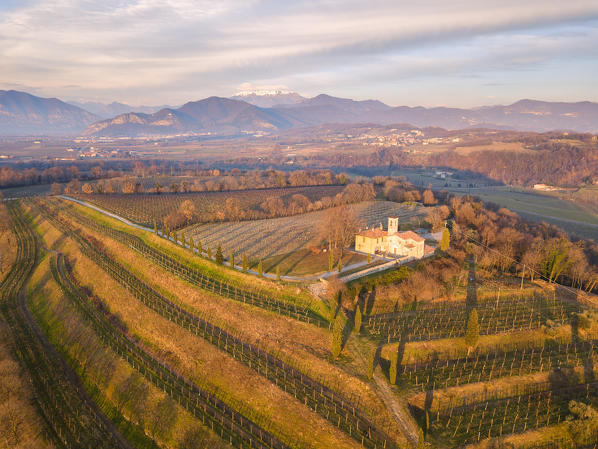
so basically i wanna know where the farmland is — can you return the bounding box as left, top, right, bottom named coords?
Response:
left=183, top=200, right=428, bottom=263
left=1, top=181, right=598, bottom=449
left=70, top=184, right=346, bottom=227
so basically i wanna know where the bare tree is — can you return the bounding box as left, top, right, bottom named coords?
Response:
left=319, top=206, right=362, bottom=258
left=148, top=396, right=178, bottom=440
left=179, top=200, right=196, bottom=224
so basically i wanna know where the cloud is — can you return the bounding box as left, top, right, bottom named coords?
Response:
left=1, top=0, right=597, bottom=105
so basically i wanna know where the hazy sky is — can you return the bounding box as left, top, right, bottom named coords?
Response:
left=1, top=0, right=597, bottom=107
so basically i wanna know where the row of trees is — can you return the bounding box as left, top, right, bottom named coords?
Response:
left=69, top=169, right=347, bottom=195
left=0, top=163, right=126, bottom=188
left=162, top=182, right=375, bottom=229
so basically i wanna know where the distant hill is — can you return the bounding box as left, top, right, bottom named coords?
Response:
left=0, top=90, right=99, bottom=135
left=230, top=90, right=305, bottom=108
left=273, top=94, right=392, bottom=125
left=5, top=89, right=598, bottom=136
left=82, top=96, right=295, bottom=137
left=68, top=101, right=170, bottom=119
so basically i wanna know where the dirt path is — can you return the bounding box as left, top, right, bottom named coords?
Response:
left=347, top=334, right=419, bottom=447
left=371, top=372, right=420, bottom=447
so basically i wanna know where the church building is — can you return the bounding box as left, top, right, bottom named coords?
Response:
left=355, top=217, right=425, bottom=258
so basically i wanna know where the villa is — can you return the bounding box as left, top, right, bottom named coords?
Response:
left=355, top=217, right=425, bottom=258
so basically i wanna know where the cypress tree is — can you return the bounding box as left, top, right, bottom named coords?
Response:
left=417, top=428, right=425, bottom=449
left=331, top=315, right=343, bottom=358
left=354, top=305, right=362, bottom=333
left=389, top=352, right=398, bottom=385
left=181, top=233, right=186, bottom=247
left=258, top=260, right=263, bottom=277
left=367, top=347, right=376, bottom=380
left=215, top=245, right=224, bottom=265
left=196, top=239, right=202, bottom=255
left=207, top=247, right=212, bottom=259
left=242, top=254, right=248, bottom=272
left=465, top=308, right=479, bottom=355
left=440, top=228, right=450, bottom=251
left=367, top=253, right=371, bottom=264
left=337, top=257, right=343, bottom=273
left=276, top=265, right=281, bottom=281
left=229, top=251, right=235, bottom=268
left=328, top=251, right=334, bottom=271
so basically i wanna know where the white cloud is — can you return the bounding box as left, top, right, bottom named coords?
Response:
left=1, top=0, right=597, bottom=105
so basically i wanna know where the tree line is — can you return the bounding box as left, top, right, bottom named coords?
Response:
left=163, top=182, right=375, bottom=229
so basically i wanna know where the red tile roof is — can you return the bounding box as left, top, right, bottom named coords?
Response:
left=396, top=231, right=425, bottom=242
left=357, top=228, right=387, bottom=238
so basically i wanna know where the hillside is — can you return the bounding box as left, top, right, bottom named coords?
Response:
left=82, top=97, right=295, bottom=137
left=0, top=90, right=99, bottom=135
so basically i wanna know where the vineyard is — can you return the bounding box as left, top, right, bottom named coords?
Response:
left=183, top=200, right=428, bottom=260
left=33, top=200, right=400, bottom=449
left=51, top=253, right=287, bottom=449
left=3, top=189, right=597, bottom=449
left=51, top=199, right=327, bottom=326
left=71, top=185, right=345, bottom=226
left=401, top=339, right=595, bottom=390
left=412, top=381, right=598, bottom=446
left=0, top=202, right=132, bottom=449
left=364, top=292, right=580, bottom=343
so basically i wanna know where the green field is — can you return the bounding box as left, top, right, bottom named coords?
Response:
left=455, top=187, right=598, bottom=241
left=386, top=167, right=598, bottom=242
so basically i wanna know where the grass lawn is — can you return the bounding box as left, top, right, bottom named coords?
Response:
left=255, top=249, right=368, bottom=276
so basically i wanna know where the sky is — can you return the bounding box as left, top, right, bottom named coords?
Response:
left=1, top=0, right=597, bottom=107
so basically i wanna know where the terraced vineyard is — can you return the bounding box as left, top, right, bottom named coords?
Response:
left=72, top=185, right=345, bottom=227
left=365, top=292, right=580, bottom=343
left=34, top=200, right=400, bottom=449
left=183, top=200, right=428, bottom=260
left=400, top=339, right=595, bottom=391
left=52, top=200, right=327, bottom=326
left=412, top=381, right=598, bottom=446
left=51, top=253, right=287, bottom=449
left=0, top=201, right=131, bottom=449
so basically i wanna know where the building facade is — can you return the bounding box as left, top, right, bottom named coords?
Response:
left=355, top=217, right=425, bottom=258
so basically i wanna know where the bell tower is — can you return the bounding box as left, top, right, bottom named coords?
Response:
left=388, top=216, right=398, bottom=234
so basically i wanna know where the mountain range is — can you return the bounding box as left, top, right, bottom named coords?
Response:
left=2, top=89, right=598, bottom=136
left=67, top=100, right=172, bottom=119
left=0, top=90, right=99, bottom=135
